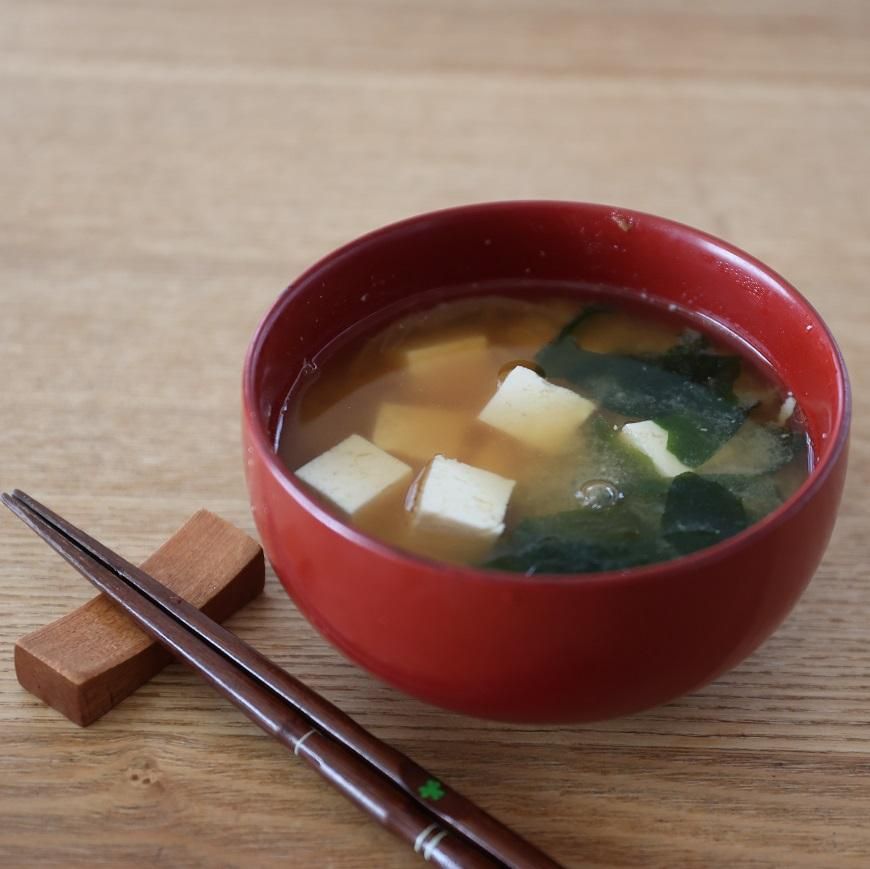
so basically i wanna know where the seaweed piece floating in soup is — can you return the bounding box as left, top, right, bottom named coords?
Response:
left=277, top=292, right=811, bottom=573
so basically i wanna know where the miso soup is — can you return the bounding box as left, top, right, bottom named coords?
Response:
left=276, top=291, right=811, bottom=574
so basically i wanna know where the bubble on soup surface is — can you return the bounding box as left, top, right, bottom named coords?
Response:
left=575, top=479, right=623, bottom=510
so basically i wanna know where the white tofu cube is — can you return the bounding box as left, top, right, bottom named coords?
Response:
left=295, top=434, right=411, bottom=515
left=619, top=420, right=690, bottom=478
left=411, top=455, right=515, bottom=537
left=403, top=334, right=488, bottom=373
left=371, top=403, right=467, bottom=463
left=477, top=365, right=596, bottom=453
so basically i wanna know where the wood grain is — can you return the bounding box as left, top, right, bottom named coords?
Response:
left=15, top=510, right=265, bottom=726
left=0, top=1, right=868, bottom=866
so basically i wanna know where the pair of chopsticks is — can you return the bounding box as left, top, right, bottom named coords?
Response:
left=2, top=491, right=563, bottom=869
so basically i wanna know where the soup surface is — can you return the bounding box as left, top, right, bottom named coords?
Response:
left=277, top=291, right=810, bottom=573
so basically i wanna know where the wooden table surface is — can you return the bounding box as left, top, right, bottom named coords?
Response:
left=2, top=2, right=869, bottom=866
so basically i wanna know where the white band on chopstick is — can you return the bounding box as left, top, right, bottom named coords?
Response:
left=423, top=830, right=448, bottom=861
left=414, top=823, right=439, bottom=853
left=293, top=728, right=317, bottom=755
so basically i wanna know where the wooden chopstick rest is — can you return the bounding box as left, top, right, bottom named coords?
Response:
left=14, top=510, right=265, bottom=726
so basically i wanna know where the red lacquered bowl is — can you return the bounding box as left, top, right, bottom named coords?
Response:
left=242, top=201, right=850, bottom=724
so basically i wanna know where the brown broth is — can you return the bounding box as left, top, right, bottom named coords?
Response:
left=277, top=291, right=810, bottom=572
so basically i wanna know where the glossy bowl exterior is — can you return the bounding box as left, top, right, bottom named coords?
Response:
left=243, top=201, right=849, bottom=723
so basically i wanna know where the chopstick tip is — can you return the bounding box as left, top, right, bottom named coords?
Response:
left=2, top=492, right=40, bottom=525
left=5, top=490, right=37, bottom=513
left=1, top=491, right=27, bottom=519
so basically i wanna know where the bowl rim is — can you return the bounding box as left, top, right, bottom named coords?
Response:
left=242, top=199, right=851, bottom=589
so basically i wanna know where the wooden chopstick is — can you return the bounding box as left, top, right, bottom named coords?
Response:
left=3, top=491, right=563, bottom=869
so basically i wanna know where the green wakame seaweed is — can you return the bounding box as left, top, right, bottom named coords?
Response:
left=480, top=308, right=803, bottom=574
left=535, top=310, right=747, bottom=465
